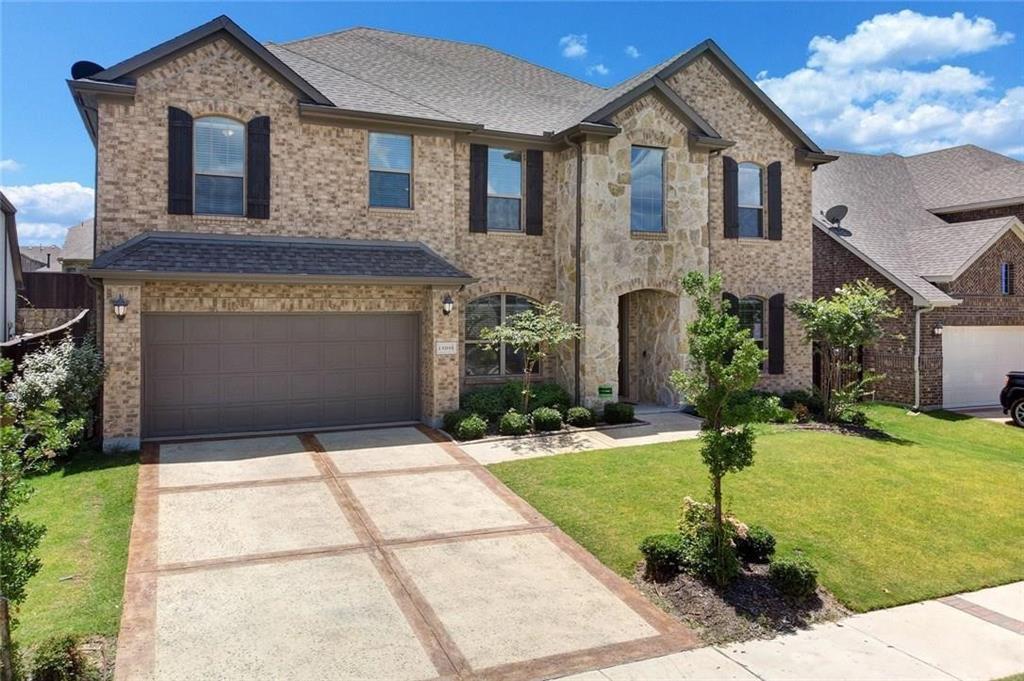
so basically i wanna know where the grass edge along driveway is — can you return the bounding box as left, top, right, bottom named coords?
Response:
left=490, top=405, right=1024, bottom=612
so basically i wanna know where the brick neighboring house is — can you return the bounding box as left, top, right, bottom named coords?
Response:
left=813, top=146, right=1024, bottom=410
left=68, top=16, right=835, bottom=449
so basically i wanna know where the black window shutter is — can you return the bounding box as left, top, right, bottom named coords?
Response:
left=167, top=107, right=193, bottom=215
left=767, top=161, right=782, bottom=241
left=723, top=156, right=738, bottom=238
left=246, top=116, right=271, bottom=219
left=1008, top=263, right=1016, bottom=295
left=469, top=144, right=488, bottom=233
left=722, top=291, right=739, bottom=314
left=525, top=149, right=544, bottom=236
left=768, top=293, right=785, bottom=374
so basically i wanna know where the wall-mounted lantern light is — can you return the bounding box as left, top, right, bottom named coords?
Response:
left=442, top=293, right=454, bottom=316
left=112, top=293, right=129, bottom=321
left=933, top=322, right=943, bottom=336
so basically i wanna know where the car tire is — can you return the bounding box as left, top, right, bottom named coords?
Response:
left=1012, top=398, right=1024, bottom=428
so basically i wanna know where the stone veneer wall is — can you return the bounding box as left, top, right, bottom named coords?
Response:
left=16, top=307, right=85, bottom=335
left=666, top=55, right=815, bottom=393
left=623, top=289, right=681, bottom=404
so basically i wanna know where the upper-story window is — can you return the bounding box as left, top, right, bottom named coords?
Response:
left=738, top=296, right=766, bottom=369
left=1001, top=262, right=1015, bottom=295
left=487, top=148, right=523, bottom=230
left=738, top=163, right=764, bottom=238
left=369, top=132, right=412, bottom=209
left=194, top=116, right=245, bottom=215
left=631, top=146, right=664, bottom=232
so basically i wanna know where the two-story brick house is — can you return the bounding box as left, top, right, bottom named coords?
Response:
left=69, top=16, right=834, bottom=449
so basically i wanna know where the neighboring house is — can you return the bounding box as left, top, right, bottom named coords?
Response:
left=0, top=192, right=26, bottom=340
left=20, top=245, right=62, bottom=272
left=813, top=146, right=1024, bottom=410
left=68, top=15, right=833, bottom=449
left=59, top=217, right=95, bottom=272
left=21, top=253, right=48, bottom=272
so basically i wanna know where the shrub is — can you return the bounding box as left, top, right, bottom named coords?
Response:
left=454, top=413, right=488, bottom=441
left=442, top=409, right=470, bottom=433
left=791, top=403, right=811, bottom=423
left=30, top=635, right=98, bottom=681
left=639, top=533, right=686, bottom=582
left=846, top=410, right=869, bottom=427
left=680, top=528, right=739, bottom=584
left=780, top=389, right=823, bottom=415
left=531, top=406, right=563, bottom=431
left=531, top=382, right=572, bottom=415
left=603, top=402, right=634, bottom=425
left=498, top=410, right=530, bottom=436
left=736, top=392, right=793, bottom=424
left=735, top=525, right=776, bottom=563
left=769, top=554, right=819, bottom=600
left=461, top=387, right=508, bottom=423
left=565, top=406, right=596, bottom=427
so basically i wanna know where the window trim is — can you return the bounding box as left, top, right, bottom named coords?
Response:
left=193, top=115, right=246, bottom=217
left=368, top=131, right=414, bottom=210
left=464, top=293, right=540, bottom=376
left=486, top=147, right=525, bottom=232
left=737, top=161, right=766, bottom=239
left=738, top=295, right=768, bottom=372
left=630, top=144, right=666, bottom=234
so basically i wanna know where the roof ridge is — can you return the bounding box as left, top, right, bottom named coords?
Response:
left=270, top=43, right=460, bottom=122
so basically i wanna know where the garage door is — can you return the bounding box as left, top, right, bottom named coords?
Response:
left=143, top=313, right=419, bottom=438
left=942, top=325, right=1024, bottom=408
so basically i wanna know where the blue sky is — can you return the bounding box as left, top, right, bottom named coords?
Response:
left=1, top=2, right=1021, bottom=244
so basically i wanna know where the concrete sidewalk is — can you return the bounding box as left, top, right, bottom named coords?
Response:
left=462, top=406, right=703, bottom=465
left=554, top=581, right=1024, bottom=681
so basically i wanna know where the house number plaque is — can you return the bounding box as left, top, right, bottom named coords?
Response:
left=435, top=341, right=457, bottom=355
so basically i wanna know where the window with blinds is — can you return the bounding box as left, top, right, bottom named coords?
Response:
left=486, top=148, right=522, bottom=230
left=369, top=132, right=412, bottom=209
left=630, top=146, right=664, bottom=232
left=194, top=116, right=245, bottom=215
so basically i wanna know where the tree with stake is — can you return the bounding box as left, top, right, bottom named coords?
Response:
left=670, top=272, right=766, bottom=587
left=480, top=301, right=582, bottom=413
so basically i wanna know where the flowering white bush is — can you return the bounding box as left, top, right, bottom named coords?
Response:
left=8, top=335, right=104, bottom=429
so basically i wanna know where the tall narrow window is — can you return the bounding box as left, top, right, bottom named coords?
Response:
left=487, top=148, right=522, bottom=230
left=738, top=297, right=766, bottom=369
left=1001, top=262, right=1015, bottom=295
left=369, top=132, right=412, bottom=208
left=738, top=163, right=764, bottom=238
left=464, top=294, right=539, bottom=376
left=194, top=116, right=245, bottom=215
left=631, top=146, right=664, bottom=232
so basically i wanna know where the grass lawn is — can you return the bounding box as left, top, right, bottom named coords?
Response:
left=15, top=448, right=139, bottom=647
left=491, top=405, right=1024, bottom=612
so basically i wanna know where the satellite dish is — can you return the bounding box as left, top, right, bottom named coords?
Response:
left=824, top=204, right=848, bottom=227
left=71, top=61, right=104, bottom=80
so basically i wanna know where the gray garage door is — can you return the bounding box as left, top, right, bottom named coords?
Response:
left=142, top=313, right=419, bottom=438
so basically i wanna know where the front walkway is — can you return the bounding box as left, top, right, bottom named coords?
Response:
left=116, top=426, right=698, bottom=681
left=557, top=581, right=1024, bottom=681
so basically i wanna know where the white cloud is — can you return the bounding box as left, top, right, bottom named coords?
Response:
left=1, top=182, right=94, bottom=246
left=624, top=45, right=641, bottom=59
left=559, top=33, right=588, bottom=59
left=756, top=11, right=1021, bottom=158
left=0, top=159, right=22, bottom=174
left=587, top=63, right=610, bottom=77
left=18, top=222, right=68, bottom=245
left=808, top=10, right=1013, bottom=70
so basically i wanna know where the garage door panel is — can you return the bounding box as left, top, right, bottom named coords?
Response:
left=144, top=313, right=418, bottom=437
left=943, top=326, right=1024, bottom=408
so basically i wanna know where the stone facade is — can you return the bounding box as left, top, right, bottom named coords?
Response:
left=15, top=307, right=85, bottom=335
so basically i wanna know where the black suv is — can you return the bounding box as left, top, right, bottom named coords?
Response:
left=1000, top=372, right=1024, bottom=427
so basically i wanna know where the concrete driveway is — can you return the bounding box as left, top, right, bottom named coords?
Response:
left=116, top=426, right=696, bottom=681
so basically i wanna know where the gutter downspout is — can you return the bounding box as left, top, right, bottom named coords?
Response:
left=567, top=135, right=584, bottom=406
left=913, top=304, right=934, bottom=411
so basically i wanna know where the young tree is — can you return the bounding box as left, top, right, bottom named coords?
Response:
left=789, top=280, right=901, bottom=422
left=670, top=271, right=766, bottom=587
left=480, top=301, right=583, bottom=413
left=0, top=358, right=83, bottom=681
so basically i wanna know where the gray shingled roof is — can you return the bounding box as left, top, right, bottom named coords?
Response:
left=902, top=145, right=1024, bottom=211
left=813, top=147, right=1024, bottom=305
left=89, top=233, right=474, bottom=283
left=60, top=218, right=94, bottom=262
left=20, top=245, right=63, bottom=272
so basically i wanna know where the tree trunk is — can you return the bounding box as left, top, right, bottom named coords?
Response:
left=521, top=367, right=532, bottom=413
left=0, top=596, right=13, bottom=681
left=712, top=474, right=728, bottom=586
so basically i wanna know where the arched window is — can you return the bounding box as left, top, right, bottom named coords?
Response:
left=737, top=163, right=764, bottom=238
left=738, top=296, right=766, bottom=369
left=194, top=116, right=245, bottom=215
left=464, top=294, right=539, bottom=376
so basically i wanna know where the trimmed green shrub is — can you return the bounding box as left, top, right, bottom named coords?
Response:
left=769, top=554, right=819, bottom=600
left=791, top=403, right=812, bottom=423
left=639, top=533, right=686, bottom=582
left=498, top=410, right=530, bottom=436
left=781, top=389, right=823, bottom=415
left=531, top=382, right=572, bottom=414
left=565, top=406, right=596, bottom=427
left=454, top=413, right=488, bottom=441
left=442, top=409, right=470, bottom=434
left=531, top=406, right=563, bottom=431
left=461, top=386, right=508, bottom=423
left=736, top=525, right=776, bottom=563
left=31, top=635, right=99, bottom=681
left=603, top=402, right=635, bottom=424
left=680, top=528, right=739, bottom=584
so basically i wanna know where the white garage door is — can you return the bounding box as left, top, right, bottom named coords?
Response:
left=942, top=326, right=1024, bottom=408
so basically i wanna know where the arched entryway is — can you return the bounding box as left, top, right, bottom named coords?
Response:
left=617, top=288, right=681, bottom=405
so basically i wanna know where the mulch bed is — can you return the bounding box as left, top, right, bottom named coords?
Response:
left=636, top=563, right=850, bottom=645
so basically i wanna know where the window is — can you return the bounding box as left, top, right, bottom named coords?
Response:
left=487, top=148, right=523, bottom=230
left=369, top=132, right=412, bottom=209
left=738, top=163, right=764, bottom=238
left=1001, top=262, right=1015, bottom=295
left=631, top=146, right=664, bottom=232
left=194, top=116, right=245, bottom=215
left=464, top=294, right=539, bottom=376
left=738, top=297, right=766, bottom=369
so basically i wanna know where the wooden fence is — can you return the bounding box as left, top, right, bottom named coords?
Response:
left=0, top=308, right=92, bottom=368
left=20, top=271, right=94, bottom=309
